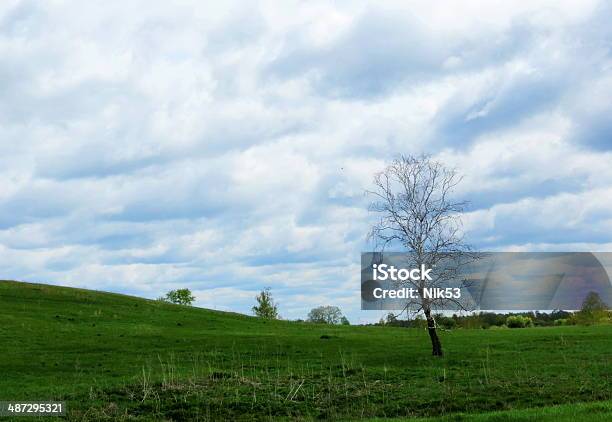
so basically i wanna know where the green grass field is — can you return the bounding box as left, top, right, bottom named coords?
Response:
left=1, top=280, right=610, bottom=421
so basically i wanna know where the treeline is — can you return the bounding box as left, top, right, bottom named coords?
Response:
left=379, top=309, right=610, bottom=329
left=376, top=291, right=610, bottom=329
left=378, top=310, right=566, bottom=329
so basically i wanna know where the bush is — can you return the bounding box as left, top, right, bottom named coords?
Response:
left=438, top=316, right=456, bottom=330
left=506, top=315, right=533, bottom=328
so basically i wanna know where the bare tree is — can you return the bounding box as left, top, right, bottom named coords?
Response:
left=367, top=155, right=475, bottom=356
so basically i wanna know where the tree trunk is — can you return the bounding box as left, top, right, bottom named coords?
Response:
left=424, top=310, right=443, bottom=356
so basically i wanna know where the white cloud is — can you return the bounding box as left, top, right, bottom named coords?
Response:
left=0, top=0, right=611, bottom=321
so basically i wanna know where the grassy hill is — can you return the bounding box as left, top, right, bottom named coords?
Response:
left=1, top=280, right=611, bottom=421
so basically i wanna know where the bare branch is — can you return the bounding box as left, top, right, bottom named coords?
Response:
left=366, top=154, right=477, bottom=356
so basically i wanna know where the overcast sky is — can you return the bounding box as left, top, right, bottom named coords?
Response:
left=1, top=0, right=611, bottom=322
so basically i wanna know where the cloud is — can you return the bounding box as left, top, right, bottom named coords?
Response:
left=0, top=0, right=611, bottom=321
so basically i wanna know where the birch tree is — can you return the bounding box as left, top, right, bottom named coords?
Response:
left=367, top=155, right=474, bottom=356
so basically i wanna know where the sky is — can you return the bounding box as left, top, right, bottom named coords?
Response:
left=1, top=0, right=612, bottom=323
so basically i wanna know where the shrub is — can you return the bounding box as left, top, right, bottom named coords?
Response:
left=506, top=315, right=533, bottom=328
left=438, top=316, right=456, bottom=330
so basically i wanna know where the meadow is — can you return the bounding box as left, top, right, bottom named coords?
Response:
left=0, top=280, right=610, bottom=421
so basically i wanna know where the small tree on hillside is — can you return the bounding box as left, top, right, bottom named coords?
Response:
left=307, top=305, right=344, bottom=324
left=161, top=288, right=195, bottom=305
left=252, top=287, right=279, bottom=319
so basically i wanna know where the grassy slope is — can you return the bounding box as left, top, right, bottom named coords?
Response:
left=0, top=280, right=610, bottom=421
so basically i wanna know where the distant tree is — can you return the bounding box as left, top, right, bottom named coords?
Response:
left=479, top=312, right=506, bottom=328
left=340, top=316, right=350, bottom=325
left=161, top=288, right=195, bottom=305
left=252, top=287, right=279, bottom=319
left=307, top=306, right=344, bottom=324
left=577, top=291, right=609, bottom=325
left=550, top=309, right=571, bottom=321
left=386, top=312, right=398, bottom=325
left=168, top=289, right=196, bottom=305
left=581, top=291, right=608, bottom=312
